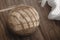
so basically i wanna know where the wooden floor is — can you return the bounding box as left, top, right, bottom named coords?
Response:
left=0, top=0, right=60, bottom=40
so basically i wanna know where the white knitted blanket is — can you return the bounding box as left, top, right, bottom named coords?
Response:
left=41, top=0, right=60, bottom=20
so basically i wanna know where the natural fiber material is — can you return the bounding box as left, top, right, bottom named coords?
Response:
left=7, top=5, right=40, bottom=35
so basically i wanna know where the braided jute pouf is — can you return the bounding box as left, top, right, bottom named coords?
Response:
left=0, top=5, right=40, bottom=36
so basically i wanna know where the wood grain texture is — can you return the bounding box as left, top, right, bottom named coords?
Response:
left=0, top=0, right=60, bottom=40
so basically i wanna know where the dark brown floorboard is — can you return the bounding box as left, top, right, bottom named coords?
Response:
left=0, top=0, right=60, bottom=40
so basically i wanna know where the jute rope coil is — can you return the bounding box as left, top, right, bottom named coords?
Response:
left=0, top=5, right=40, bottom=35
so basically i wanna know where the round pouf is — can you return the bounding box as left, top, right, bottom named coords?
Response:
left=7, top=5, right=40, bottom=36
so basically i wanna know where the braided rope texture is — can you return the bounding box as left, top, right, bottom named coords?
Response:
left=8, top=5, right=40, bottom=35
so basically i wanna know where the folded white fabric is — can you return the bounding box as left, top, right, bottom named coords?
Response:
left=41, top=0, right=60, bottom=20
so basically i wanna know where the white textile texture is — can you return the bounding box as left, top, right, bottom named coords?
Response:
left=41, top=0, right=60, bottom=20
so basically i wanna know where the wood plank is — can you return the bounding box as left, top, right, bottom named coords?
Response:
left=0, top=18, right=9, bottom=40
left=0, top=0, right=60, bottom=40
